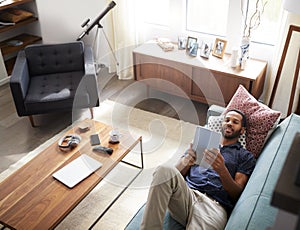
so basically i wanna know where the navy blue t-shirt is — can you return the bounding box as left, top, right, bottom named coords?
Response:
left=185, top=142, right=256, bottom=213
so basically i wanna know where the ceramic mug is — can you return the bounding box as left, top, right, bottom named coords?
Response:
left=109, top=129, right=120, bottom=143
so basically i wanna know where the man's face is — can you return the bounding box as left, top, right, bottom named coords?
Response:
left=221, top=111, right=245, bottom=140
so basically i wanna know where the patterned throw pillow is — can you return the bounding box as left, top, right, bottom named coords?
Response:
left=207, top=115, right=247, bottom=149
left=223, top=85, right=281, bottom=158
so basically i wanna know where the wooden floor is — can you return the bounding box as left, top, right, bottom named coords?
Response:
left=0, top=68, right=208, bottom=173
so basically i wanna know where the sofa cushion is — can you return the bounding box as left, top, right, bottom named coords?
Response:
left=225, top=113, right=300, bottom=230
left=223, top=85, right=281, bottom=158
left=125, top=204, right=184, bottom=230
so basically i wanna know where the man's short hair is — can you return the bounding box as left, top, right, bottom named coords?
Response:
left=225, top=109, right=247, bottom=127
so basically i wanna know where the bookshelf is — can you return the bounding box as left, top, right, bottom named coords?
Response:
left=0, top=0, right=42, bottom=78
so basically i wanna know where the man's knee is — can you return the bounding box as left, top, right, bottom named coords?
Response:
left=152, top=165, right=180, bottom=186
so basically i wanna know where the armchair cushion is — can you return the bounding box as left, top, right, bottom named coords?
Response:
left=24, top=71, right=90, bottom=113
left=25, top=42, right=84, bottom=76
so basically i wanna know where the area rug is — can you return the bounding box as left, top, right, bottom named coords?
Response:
left=0, top=99, right=199, bottom=229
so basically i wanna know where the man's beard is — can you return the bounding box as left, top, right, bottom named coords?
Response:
left=221, top=126, right=242, bottom=140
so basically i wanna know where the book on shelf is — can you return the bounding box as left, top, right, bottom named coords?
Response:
left=0, top=21, right=15, bottom=26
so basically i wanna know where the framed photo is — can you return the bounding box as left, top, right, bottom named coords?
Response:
left=178, top=36, right=187, bottom=50
left=188, top=42, right=198, bottom=57
left=212, top=38, right=227, bottom=58
left=186, top=36, right=197, bottom=50
left=200, top=42, right=212, bottom=59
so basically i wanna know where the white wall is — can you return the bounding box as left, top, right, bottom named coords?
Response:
left=36, top=0, right=113, bottom=67
left=36, top=0, right=106, bottom=44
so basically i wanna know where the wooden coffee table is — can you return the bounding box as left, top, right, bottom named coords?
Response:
left=0, top=119, right=143, bottom=229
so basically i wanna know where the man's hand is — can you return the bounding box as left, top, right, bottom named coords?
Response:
left=204, top=148, right=249, bottom=201
left=183, top=143, right=196, bottom=166
left=176, top=143, right=196, bottom=176
left=204, top=148, right=227, bottom=174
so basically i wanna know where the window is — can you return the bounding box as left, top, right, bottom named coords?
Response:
left=139, top=0, right=282, bottom=46
left=186, top=0, right=229, bottom=36
left=186, top=0, right=282, bottom=45
left=247, top=0, right=282, bottom=44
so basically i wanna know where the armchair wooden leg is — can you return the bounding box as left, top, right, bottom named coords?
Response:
left=28, top=115, right=36, bottom=127
left=89, top=108, right=94, bottom=119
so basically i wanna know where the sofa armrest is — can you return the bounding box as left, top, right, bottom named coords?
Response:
left=10, top=51, right=30, bottom=116
left=206, top=104, right=226, bottom=124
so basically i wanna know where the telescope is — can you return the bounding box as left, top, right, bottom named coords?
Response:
left=77, top=1, right=116, bottom=41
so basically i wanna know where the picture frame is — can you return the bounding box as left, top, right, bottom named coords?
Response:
left=186, top=36, right=197, bottom=50
left=178, top=36, right=187, bottom=50
left=188, top=42, right=198, bottom=57
left=212, top=38, right=227, bottom=58
left=200, top=41, right=212, bottom=59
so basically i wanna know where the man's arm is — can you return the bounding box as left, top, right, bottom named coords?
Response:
left=204, top=149, right=249, bottom=201
left=175, top=144, right=196, bottom=176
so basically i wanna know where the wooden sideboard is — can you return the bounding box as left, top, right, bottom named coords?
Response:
left=133, top=41, right=267, bottom=106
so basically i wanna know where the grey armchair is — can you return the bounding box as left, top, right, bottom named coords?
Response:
left=10, top=41, right=99, bottom=127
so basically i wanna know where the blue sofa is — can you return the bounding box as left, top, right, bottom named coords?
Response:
left=126, top=109, right=300, bottom=229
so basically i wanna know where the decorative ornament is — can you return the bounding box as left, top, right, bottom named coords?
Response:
left=240, top=36, right=250, bottom=69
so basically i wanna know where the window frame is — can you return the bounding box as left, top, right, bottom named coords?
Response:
left=185, top=0, right=282, bottom=46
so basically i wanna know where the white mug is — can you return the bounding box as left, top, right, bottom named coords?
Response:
left=109, top=129, right=120, bottom=143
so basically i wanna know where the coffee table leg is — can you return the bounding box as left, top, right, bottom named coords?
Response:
left=89, top=137, right=143, bottom=229
left=121, top=137, right=144, bottom=170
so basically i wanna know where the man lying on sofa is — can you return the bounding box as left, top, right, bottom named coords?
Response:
left=141, top=109, right=256, bottom=229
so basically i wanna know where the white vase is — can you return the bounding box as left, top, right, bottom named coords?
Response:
left=240, top=36, right=250, bottom=67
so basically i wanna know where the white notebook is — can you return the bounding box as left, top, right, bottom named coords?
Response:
left=53, top=154, right=102, bottom=188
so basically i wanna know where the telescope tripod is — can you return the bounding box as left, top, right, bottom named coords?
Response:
left=92, top=24, right=119, bottom=74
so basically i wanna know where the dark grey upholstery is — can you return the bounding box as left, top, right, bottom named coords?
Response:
left=10, top=41, right=99, bottom=126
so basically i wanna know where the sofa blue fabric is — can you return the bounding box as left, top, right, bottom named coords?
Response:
left=126, top=204, right=184, bottom=230
left=225, top=113, right=300, bottom=229
left=125, top=113, right=300, bottom=230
